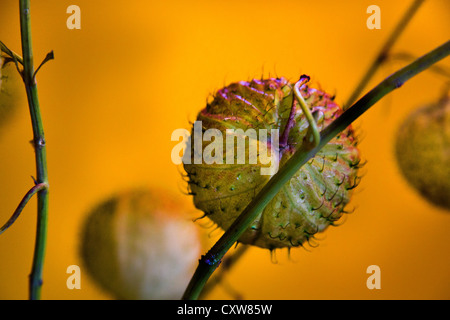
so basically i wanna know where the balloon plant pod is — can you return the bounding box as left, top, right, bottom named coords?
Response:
left=80, top=189, right=203, bottom=300
left=0, top=53, right=22, bottom=129
left=395, top=93, right=450, bottom=211
left=184, top=75, right=363, bottom=250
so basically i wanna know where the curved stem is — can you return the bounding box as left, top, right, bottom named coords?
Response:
left=344, top=0, right=425, bottom=109
left=293, top=78, right=320, bottom=148
left=19, top=0, right=50, bottom=300
left=0, top=40, right=24, bottom=66
left=182, top=40, right=450, bottom=300
left=0, top=183, right=48, bottom=235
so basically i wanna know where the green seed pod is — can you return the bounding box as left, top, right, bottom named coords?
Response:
left=80, top=188, right=202, bottom=300
left=184, top=77, right=361, bottom=250
left=395, top=94, right=450, bottom=210
left=0, top=54, right=22, bottom=129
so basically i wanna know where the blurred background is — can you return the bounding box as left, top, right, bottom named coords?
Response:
left=0, top=0, right=449, bottom=300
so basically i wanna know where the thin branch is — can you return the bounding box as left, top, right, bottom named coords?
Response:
left=0, top=40, right=24, bottom=65
left=344, top=0, right=425, bottom=109
left=390, top=51, right=450, bottom=79
left=19, top=0, right=50, bottom=300
left=0, top=183, right=48, bottom=235
left=293, top=76, right=320, bottom=149
left=182, top=40, right=450, bottom=300
left=199, top=244, right=249, bottom=299
left=1, top=40, right=24, bottom=77
left=33, top=51, right=54, bottom=81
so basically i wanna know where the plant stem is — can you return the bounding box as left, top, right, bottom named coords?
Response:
left=19, top=0, right=50, bottom=300
left=199, top=244, right=249, bottom=299
left=0, top=40, right=24, bottom=65
left=390, top=51, right=450, bottom=79
left=293, top=77, right=320, bottom=148
left=0, top=183, right=48, bottom=235
left=344, top=0, right=425, bottom=109
left=182, top=40, right=450, bottom=300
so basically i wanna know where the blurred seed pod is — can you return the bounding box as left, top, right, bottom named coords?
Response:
left=395, top=93, right=450, bottom=210
left=0, top=54, right=23, bottom=130
left=80, top=188, right=202, bottom=300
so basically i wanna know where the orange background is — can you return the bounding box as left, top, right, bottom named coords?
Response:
left=0, top=0, right=449, bottom=300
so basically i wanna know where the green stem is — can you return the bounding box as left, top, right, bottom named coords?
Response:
left=390, top=51, right=450, bottom=79
left=0, top=183, right=47, bottom=235
left=182, top=40, right=450, bottom=300
left=19, top=0, right=50, bottom=300
left=1, top=40, right=24, bottom=77
left=199, top=244, right=249, bottom=299
left=293, top=78, right=320, bottom=148
left=344, top=0, right=425, bottom=109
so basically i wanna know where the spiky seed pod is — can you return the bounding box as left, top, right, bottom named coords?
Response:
left=0, top=54, right=22, bottom=129
left=80, top=189, right=202, bottom=300
left=395, top=94, right=450, bottom=210
left=184, top=77, right=361, bottom=250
